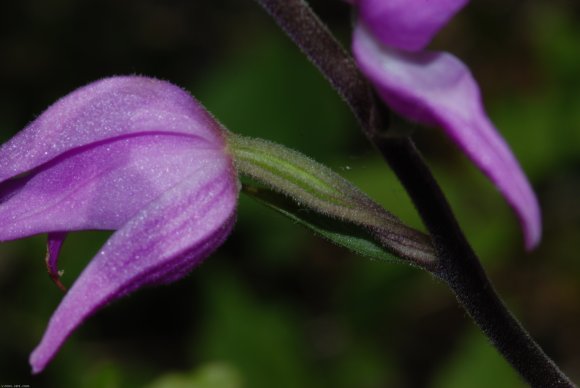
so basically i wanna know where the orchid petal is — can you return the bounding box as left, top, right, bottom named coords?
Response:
left=356, top=0, right=468, bottom=51
left=29, top=156, right=238, bottom=373
left=353, top=23, right=541, bottom=249
left=46, top=233, right=68, bottom=291
left=0, top=76, right=225, bottom=183
left=0, top=134, right=219, bottom=241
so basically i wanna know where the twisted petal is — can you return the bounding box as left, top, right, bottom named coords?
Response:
left=353, top=23, right=541, bottom=249
left=355, top=0, right=468, bottom=51
left=0, top=76, right=224, bottom=183
left=29, top=157, right=238, bottom=373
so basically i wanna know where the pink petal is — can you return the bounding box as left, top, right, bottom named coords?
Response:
left=0, top=76, right=225, bottom=183
left=353, top=23, right=541, bottom=249
left=0, top=134, right=219, bottom=241
left=356, top=0, right=468, bottom=51
left=29, top=156, right=238, bottom=373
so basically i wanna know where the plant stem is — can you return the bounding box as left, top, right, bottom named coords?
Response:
left=381, top=137, right=574, bottom=387
left=252, top=0, right=575, bottom=386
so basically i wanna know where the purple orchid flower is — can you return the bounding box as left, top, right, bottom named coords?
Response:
left=350, top=0, right=541, bottom=249
left=0, top=76, right=239, bottom=373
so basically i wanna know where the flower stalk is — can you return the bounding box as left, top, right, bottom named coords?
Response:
left=228, top=132, right=437, bottom=268
left=251, top=0, right=575, bottom=386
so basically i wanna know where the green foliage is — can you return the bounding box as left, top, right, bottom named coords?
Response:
left=433, top=330, right=526, bottom=388
left=147, top=363, right=242, bottom=388
left=195, top=269, right=314, bottom=388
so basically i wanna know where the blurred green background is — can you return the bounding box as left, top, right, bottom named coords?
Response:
left=0, top=1, right=579, bottom=387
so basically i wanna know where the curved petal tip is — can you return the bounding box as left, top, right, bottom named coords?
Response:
left=521, top=193, right=542, bottom=251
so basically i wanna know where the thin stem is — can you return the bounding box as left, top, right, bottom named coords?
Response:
left=381, top=136, right=574, bottom=387
left=252, top=0, right=575, bottom=386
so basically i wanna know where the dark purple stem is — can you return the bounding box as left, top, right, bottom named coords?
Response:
left=252, top=0, right=575, bottom=386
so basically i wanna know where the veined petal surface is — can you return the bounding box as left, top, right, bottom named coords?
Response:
left=356, top=0, right=468, bottom=51
left=0, top=76, right=225, bottom=183
left=29, top=155, right=238, bottom=373
left=353, top=24, right=541, bottom=249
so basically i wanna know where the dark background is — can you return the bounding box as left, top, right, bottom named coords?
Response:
left=0, top=0, right=579, bottom=387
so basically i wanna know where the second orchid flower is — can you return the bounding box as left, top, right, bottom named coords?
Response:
left=350, top=0, right=541, bottom=249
